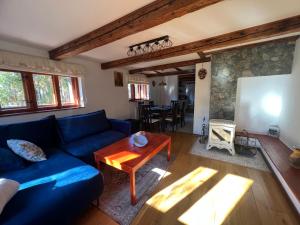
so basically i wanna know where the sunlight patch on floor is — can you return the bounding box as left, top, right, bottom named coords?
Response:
left=178, top=174, right=253, bottom=225
left=146, top=167, right=217, bottom=213
left=151, top=168, right=171, bottom=179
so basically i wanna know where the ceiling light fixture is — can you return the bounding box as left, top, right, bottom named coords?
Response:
left=127, top=35, right=173, bottom=57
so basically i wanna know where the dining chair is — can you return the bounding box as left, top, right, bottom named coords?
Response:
left=179, top=101, right=186, bottom=127
left=138, top=103, right=147, bottom=130
left=165, top=103, right=179, bottom=132
left=144, top=105, right=161, bottom=131
left=170, top=100, right=179, bottom=108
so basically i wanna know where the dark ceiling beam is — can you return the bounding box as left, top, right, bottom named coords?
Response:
left=49, top=0, right=223, bottom=60
left=197, top=51, right=206, bottom=58
left=175, top=67, right=183, bottom=71
left=101, top=15, right=300, bottom=69
left=129, top=57, right=210, bottom=74
left=178, top=74, right=195, bottom=82
left=145, top=70, right=195, bottom=77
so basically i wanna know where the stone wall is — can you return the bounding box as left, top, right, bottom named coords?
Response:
left=210, top=39, right=296, bottom=120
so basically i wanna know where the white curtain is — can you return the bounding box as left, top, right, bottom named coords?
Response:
left=128, top=74, right=149, bottom=84
left=0, top=50, right=85, bottom=77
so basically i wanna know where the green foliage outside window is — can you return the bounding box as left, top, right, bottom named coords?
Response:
left=33, top=75, right=55, bottom=106
left=59, top=76, right=74, bottom=104
left=0, top=71, right=26, bottom=108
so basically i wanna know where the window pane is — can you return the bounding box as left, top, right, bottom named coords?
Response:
left=33, top=74, right=56, bottom=106
left=59, top=76, right=75, bottom=105
left=0, top=71, right=26, bottom=109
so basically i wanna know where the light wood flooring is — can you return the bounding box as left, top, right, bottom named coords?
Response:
left=76, top=132, right=300, bottom=225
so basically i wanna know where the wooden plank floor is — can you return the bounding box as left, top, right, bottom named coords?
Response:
left=76, top=132, right=300, bottom=225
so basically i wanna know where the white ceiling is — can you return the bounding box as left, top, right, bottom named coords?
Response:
left=0, top=0, right=300, bottom=69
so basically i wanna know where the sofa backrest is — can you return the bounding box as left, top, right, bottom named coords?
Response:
left=56, top=110, right=111, bottom=144
left=0, top=115, right=58, bottom=150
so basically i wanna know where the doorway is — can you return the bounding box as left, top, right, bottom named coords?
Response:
left=177, top=74, right=195, bottom=133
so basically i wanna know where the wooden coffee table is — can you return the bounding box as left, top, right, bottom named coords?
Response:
left=94, top=131, right=171, bottom=205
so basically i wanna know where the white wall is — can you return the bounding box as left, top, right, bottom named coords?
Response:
left=193, top=62, right=211, bottom=134
left=163, top=75, right=178, bottom=105
left=0, top=39, right=131, bottom=124
left=234, top=39, right=300, bottom=147
left=235, top=75, right=290, bottom=134
left=149, top=75, right=178, bottom=105
left=279, top=39, right=300, bottom=148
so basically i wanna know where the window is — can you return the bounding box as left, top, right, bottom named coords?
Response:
left=59, top=76, right=76, bottom=105
left=0, top=69, right=82, bottom=116
left=33, top=74, right=56, bottom=107
left=128, top=83, right=149, bottom=101
left=0, top=71, right=27, bottom=109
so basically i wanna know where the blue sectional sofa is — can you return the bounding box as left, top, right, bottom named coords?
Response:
left=0, top=110, right=131, bottom=225
left=56, top=110, right=131, bottom=165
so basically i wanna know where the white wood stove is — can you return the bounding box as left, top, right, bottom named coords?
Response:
left=207, top=119, right=236, bottom=155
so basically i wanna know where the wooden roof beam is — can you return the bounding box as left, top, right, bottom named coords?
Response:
left=145, top=69, right=195, bottom=77
left=129, top=57, right=210, bottom=74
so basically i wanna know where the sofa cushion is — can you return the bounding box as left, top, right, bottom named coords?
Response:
left=0, top=116, right=58, bottom=152
left=57, top=110, right=111, bottom=144
left=0, top=149, right=103, bottom=225
left=0, top=147, right=25, bottom=172
left=62, top=130, right=126, bottom=165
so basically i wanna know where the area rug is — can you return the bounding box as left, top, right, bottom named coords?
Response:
left=190, top=140, right=270, bottom=172
left=95, top=152, right=170, bottom=225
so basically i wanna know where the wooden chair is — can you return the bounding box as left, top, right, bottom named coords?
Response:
left=144, top=105, right=161, bottom=131
left=170, top=100, right=179, bottom=108
left=149, top=100, right=154, bottom=107
left=165, top=103, right=179, bottom=132
left=137, top=103, right=147, bottom=130
left=179, top=101, right=186, bottom=127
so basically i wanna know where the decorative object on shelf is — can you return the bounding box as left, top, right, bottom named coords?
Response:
left=132, top=133, right=148, bottom=147
left=289, top=146, right=300, bottom=169
left=152, top=80, right=156, bottom=87
left=127, top=35, right=173, bottom=57
left=198, top=63, right=207, bottom=80
left=199, top=117, right=208, bottom=144
left=114, top=71, right=123, bottom=87
left=207, top=119, right=236, bottom=155
left=268, top=125, right=280, bottom=138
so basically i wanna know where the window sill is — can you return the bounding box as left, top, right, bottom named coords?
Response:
left=0, top=106, right=85, bottom=117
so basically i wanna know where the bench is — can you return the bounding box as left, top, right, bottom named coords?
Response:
left=236, top=132, right=300, bottom=215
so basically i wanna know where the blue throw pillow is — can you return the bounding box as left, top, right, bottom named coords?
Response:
left=0, top=147, right=25, bottom=172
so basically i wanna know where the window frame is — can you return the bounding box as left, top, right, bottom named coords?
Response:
left=0, top=69, right=82, bottom=116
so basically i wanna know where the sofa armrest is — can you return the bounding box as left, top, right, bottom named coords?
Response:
left=109, top=119, right=131, bottom=136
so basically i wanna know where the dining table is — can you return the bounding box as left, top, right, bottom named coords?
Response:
left=149, top=105, right=172, bottom=131
left=150, top=105, right=171, bottom=113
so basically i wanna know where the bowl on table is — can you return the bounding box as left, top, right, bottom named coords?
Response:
left=133, top=134, right=148, bottom=147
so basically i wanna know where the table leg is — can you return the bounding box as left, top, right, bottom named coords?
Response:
left=96, top=161, right=101, bottom=171
left=130, top=171, right=137, bottom=205
left=167, top=140, right=171, bottom=161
